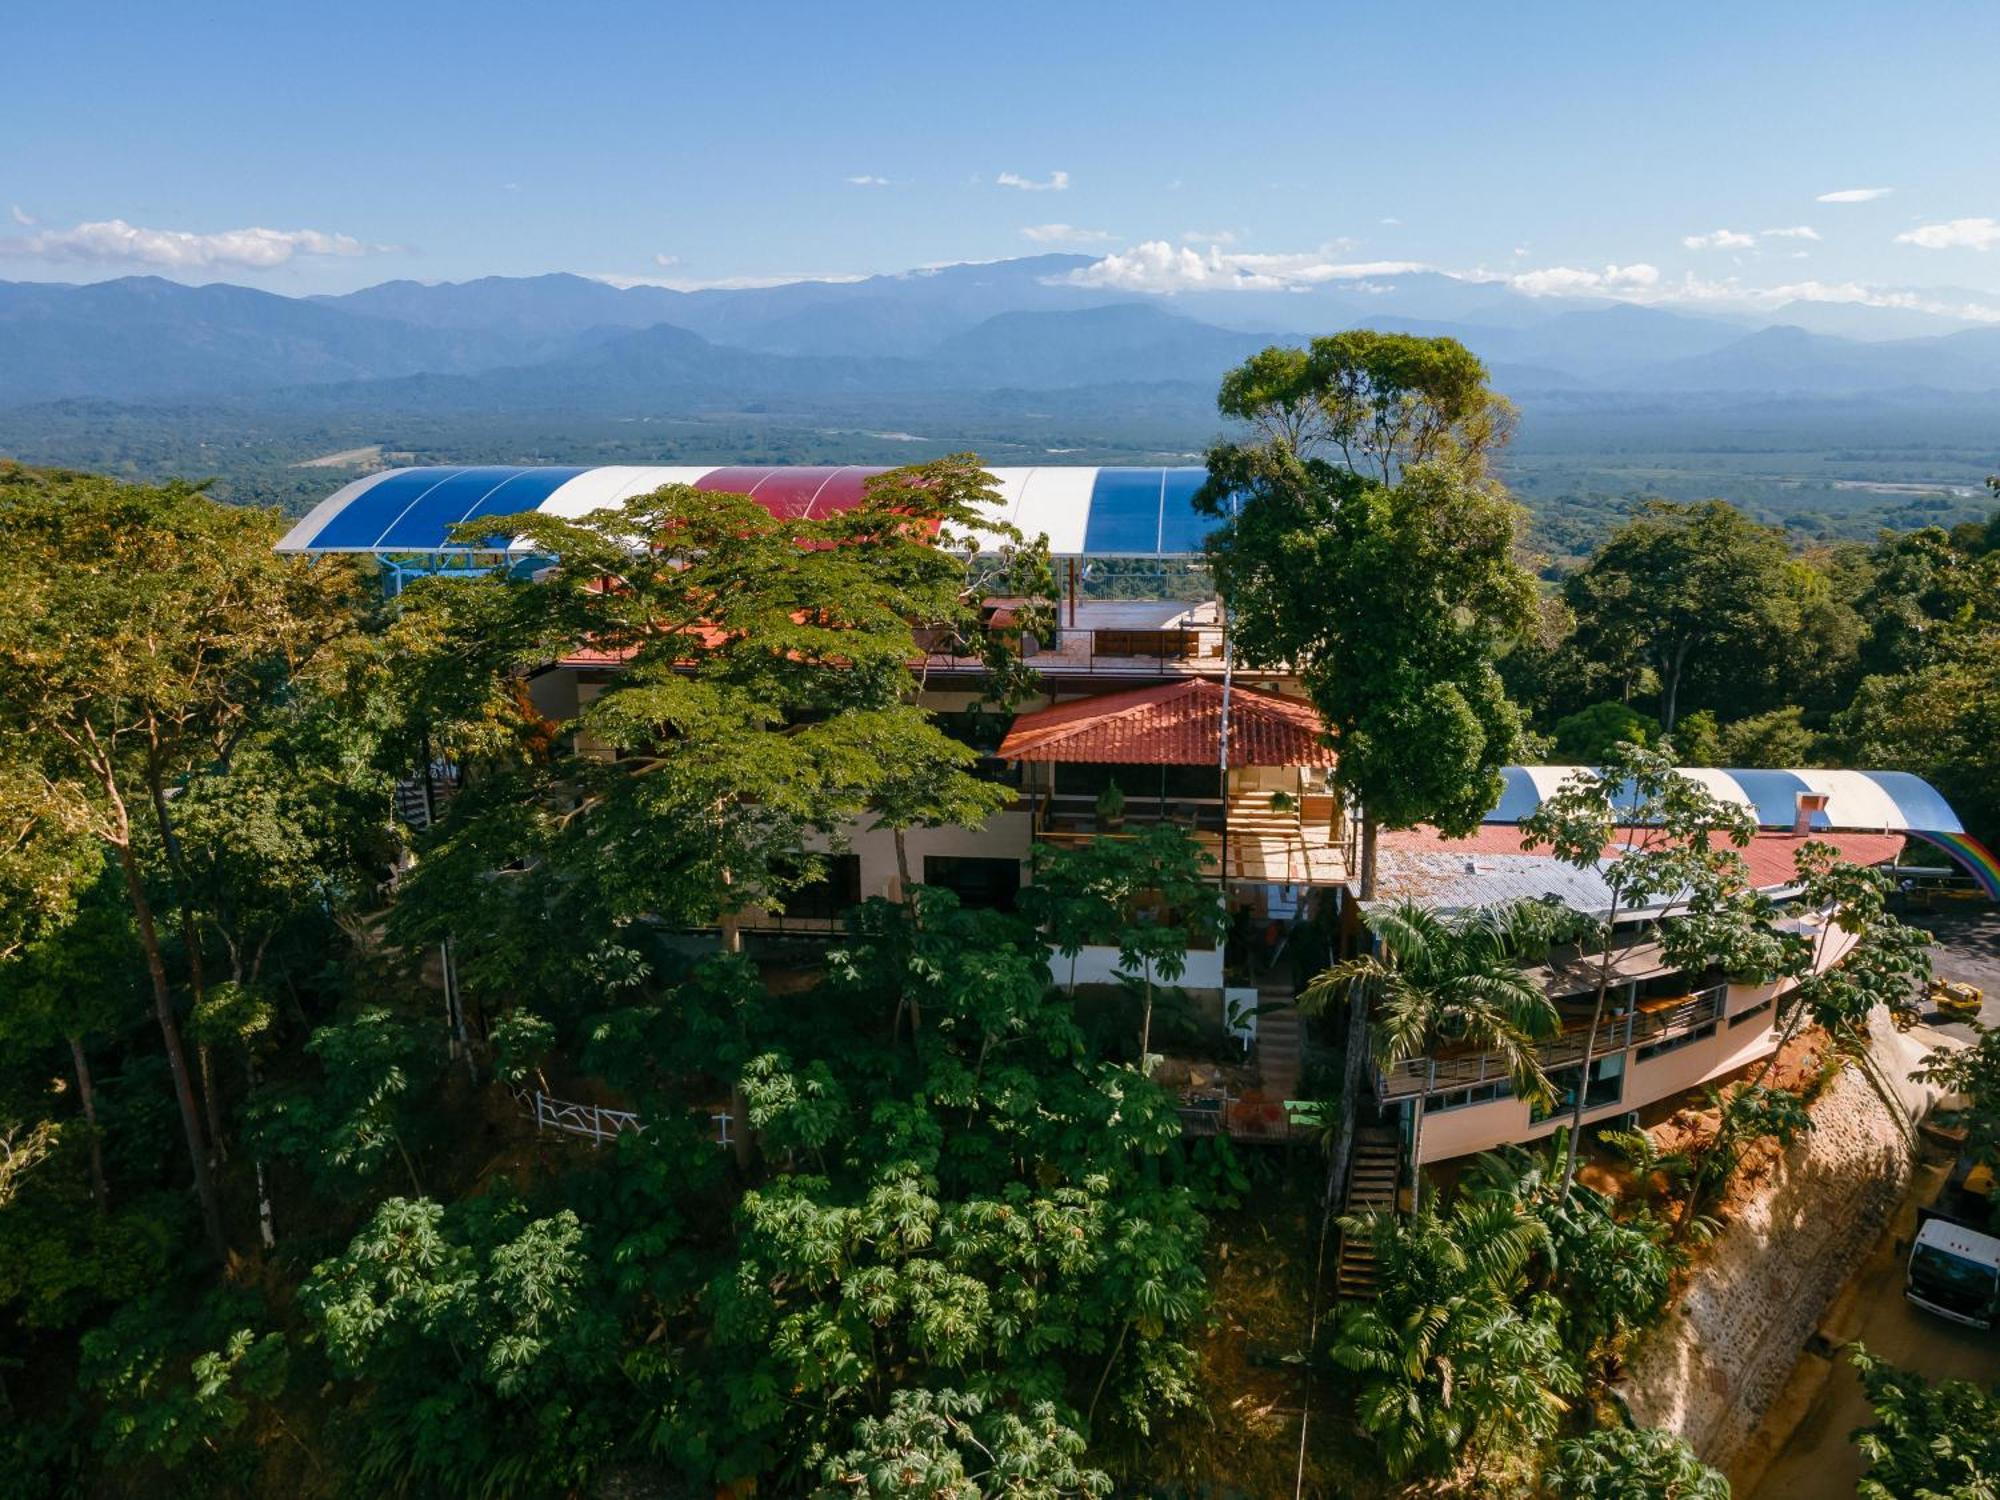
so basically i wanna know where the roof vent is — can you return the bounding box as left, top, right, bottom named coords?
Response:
left=1794, top=792, right=1830, bottom=836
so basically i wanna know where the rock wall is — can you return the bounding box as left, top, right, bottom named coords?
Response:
left=1618, top=1057, right=1913, bottom=1468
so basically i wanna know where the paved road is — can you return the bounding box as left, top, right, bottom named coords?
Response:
left=1915, top=903, right=2000, bottom=1036
left=1749, top=1160, right=2000, bottom=1497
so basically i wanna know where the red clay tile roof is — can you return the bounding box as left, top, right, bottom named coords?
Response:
left=1377, top=825, right=1907, bottom=890
left=997, top=680, right=1336, bottom=767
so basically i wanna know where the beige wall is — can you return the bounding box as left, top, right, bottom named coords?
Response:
left=1416, top=919, right=1866, bottom=1165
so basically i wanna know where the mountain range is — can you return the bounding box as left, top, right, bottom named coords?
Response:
left=7, top=256, right=2000, bottom=415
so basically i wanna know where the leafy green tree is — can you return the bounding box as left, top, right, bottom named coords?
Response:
left=78, top=1289, right=287, bottom=1490
left=1331, top=1194, right=1579, bottom=1483
left=1718, top=704, right=1820, bottom=767
left=1565, top=499, right=1798, bottom=731
left=0, top=467, right=361, bottom=1258
left=1542, top=1424, right=1728, bottom=1499
left=248, top=1005, right=441, bottom=1198
left=1201, top=333, right=1537, bottom=897
left=1553, top=701, right=1661, bottom=762
left=1464, top=1138, right=1676, bottom=1363
left=814, top=1387, right=1108, bottom=1498
left=1916, top=1025, right=2000, bottom=1178
left=1523, top=743, right=1762, bottom=1192
left=301, top=1196, right=622, bottom=1497
left=1849, top=1343, right=2000, bottom=1499
left=1022, top=823, right=1224, bottom=1065
left=1302, top=900, right=1561, bottom=1188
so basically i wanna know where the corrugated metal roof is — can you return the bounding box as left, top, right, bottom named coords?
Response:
left=1372, top=827, right=1907, bottom=916
left=274, top=464, right=1220, bottom=559
left=997, top=680, right=1336, bottom=767
left=1491, top=765, right=1967, bottom=836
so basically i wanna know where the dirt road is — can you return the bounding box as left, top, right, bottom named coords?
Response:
left=1746, top=1158, right=2000, bottom=1498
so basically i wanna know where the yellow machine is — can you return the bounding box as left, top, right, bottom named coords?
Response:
left=1930, top=978, right=1986, bottom=1023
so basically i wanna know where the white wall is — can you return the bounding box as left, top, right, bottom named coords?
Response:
left=1052, top=943, right=1225, bottom=994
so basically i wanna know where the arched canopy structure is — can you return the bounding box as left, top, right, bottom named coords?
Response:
left=1486, top=764, right=2000, bottom=897
left=276, top=464, right=1218, bottom=561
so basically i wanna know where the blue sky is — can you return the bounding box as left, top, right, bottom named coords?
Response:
left=6, top=0, right=1999, bottom=316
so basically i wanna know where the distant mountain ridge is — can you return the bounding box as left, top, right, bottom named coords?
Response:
left=5, top=257, right=2000, bottom=413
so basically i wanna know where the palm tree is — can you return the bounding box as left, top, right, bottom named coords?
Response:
left=1331, top=1193, right=1580, bottom=1483
left=1301, top=899, right=1562, bottom=1196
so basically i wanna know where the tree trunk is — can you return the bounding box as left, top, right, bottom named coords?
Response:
left=68, top=1035, right=108, bottom=1214
left=147, top=758, right=227, bottom=1162
left=1359, top=813, right=1378, bottom=901
left=1138, top=977, right=1154, bottom=1073
left=114, top=836, right=226, bottom=1260
left=199, top=1042, right=229, bottom=1164
left=1660, top=639, right=1692, bottom=734
left=1559, top=905, right=1625, bottom=1197
left=719, top=910, right=753, bottom=1171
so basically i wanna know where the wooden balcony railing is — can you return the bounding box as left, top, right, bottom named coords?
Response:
left=1377, top=982, right=1730, bottom=1100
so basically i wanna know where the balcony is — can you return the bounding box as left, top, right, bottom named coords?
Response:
left=1378, top=982, right=1730, bottom=1100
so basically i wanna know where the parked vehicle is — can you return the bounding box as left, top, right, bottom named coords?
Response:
left=1908, top=1155, right=2000, bottom=1328
left=1929, top=978, right=1986, bottom=1022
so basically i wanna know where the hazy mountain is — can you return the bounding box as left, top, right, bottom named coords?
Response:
left=6, top=256, right=2000, bottom=415
left=319, top=271, right=686, bottom=337
left=0, top=276, right=530, bottom=404
left=932, top=304, right=1270, bottom=387
left=1626, top=324, right=2000, bottom=393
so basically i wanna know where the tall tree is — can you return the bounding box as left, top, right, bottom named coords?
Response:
left=1564, top=499, right=1797, bottom=732
left=1849, top=1343, right=2000, bottom=1500
left=0, top=466, right=360, bottom=1258
left=1022, top=823, right=1224, bottom=1067
left=1200, top=334, right=1538, bottom=898
left=1521, top=743, right=1762, bottom=1194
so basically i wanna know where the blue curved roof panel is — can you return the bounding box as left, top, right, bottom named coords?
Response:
left=276, top=464, right=1221, bottom=559
left=1487, top=765, right=1967, bottom=835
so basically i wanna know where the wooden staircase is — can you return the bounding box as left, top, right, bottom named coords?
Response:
left=1223, top=788, right=1309, bottom=884
left=1253, top=992, right=1302, bottom=1102
left=1335, top=1129, right=1401, bottom=1300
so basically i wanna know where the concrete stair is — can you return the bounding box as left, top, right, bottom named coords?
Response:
left=1335, top=1131, right=1401, bottom=1300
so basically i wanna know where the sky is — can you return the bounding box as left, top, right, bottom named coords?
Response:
left=6, top=0, right=2000, bottom=318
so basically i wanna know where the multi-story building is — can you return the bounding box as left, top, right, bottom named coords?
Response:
left=281, top=464, right=1999, bottom=1163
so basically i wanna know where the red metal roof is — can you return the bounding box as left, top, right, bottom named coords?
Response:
left=1377, top=825, right=1906, bottom=890
left=997, top=680, right=1336, bottom=767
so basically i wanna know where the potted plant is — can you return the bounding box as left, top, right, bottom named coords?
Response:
left=1096, top=779, right=1126, bottom=832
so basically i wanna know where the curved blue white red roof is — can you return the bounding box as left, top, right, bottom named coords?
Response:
left=276, top=464, right=1218, bottom=559
left=1487, top=765, right=1965, bottom=835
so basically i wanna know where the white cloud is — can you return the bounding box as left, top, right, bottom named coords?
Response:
left=997, top=170, right=1070, bottom=192
left=594, top=269, right=869, bottom=292
left=1895, top=217, right=2000, bottom=251
left=1683, top=225, right=1820, bottom=251
left=1682, top=228, right=1757, bottom=251
left=1062, top=240, right=1427, bottom=293
left=1180, top=228, right=1240, bottom=245
left=1509, top=262, right=1661, bottom=296
left=8, top=205, right=33, bottom=226
left=653, top=253, right=679, bottom=269
left=1379, top=216, right=1402, bottom=226
left=845, top=174, right=891, bottom=186
left=1020, top=223, right=1113, bottom=244
left=1817, top=187, right=1892, bottom=203
left=0, top=217, right=387, bottom=271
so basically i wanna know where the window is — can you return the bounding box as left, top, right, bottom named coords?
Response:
left=779, top=854, right=862, bottom=922
left=1637, top=1022, right=1717, bottom=1062
left=923, top=855, right=1021, bottom=911
left=1427, top=1079, right=1514, bottom=1113
left=1533, top=1055, right=1624, bottom=1123
left=1730, top=998, right=1775, bottom=1030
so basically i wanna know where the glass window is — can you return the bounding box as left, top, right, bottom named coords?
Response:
left=923, top=856, right=1021, bottom=911
left=1637, top=1022, right=1717, bottom=1062
left=1533, top=1055, right=1624, bottom=1123
left=779, top=854, right=862, bottom=922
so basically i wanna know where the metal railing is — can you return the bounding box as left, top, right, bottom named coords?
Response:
left=1377, top=982, right=1730, bottom=1100
left=511, top=1086, right=731, bottom=1148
